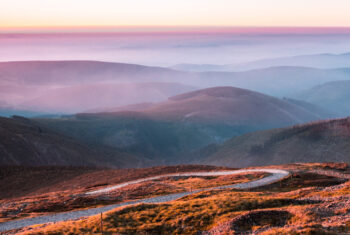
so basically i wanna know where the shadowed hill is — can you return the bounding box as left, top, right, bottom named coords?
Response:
left=203, top=118, right=350, bottom=167
left=0, top=116, right=143, bottom=168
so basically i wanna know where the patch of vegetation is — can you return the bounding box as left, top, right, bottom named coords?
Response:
left=19, top=191, right=312, bottom=235
left=254, top=172, right=346, bottom=192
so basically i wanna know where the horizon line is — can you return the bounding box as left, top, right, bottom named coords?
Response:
left=2, top=26, right=350, bottom=34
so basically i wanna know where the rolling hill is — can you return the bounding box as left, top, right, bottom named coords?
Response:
left=203, top=118, right=350, bottom=167
left=293, top=80, right=350, bottom=117
left=2, top=61, right=350, bottom=114
left=35, top=87, right=333, bottom=163
left=140, top=87, right=333, bottom=127
left=0, top=60, right=187, bottom=85
left=0, top=116, right=143, bottom=168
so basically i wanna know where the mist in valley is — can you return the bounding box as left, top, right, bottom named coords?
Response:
left=1, top=28, right=350, bottom=167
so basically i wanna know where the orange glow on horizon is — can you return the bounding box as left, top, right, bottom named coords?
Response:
left=1, top=0, right=350, bottom=30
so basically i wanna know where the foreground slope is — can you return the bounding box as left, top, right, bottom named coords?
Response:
left=0, top=116, right=141, bottom=168
left=204, top=118, right=350, bottom=167
left=3, top=163, right=349, bottom=235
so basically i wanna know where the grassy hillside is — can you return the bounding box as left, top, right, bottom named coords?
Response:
left=10, top=163, right=350, bottom=235
left=203, top=118, right=350, bottom=167
left=0, top=165, right=228, bottom=199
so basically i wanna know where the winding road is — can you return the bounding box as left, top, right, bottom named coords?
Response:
left=0, top=168, right=289, bottom=232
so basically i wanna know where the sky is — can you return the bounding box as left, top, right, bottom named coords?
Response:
left=2, top=32, right=350, bottom=66
left=1, top=0, right=350, bottom=66
left=1, top=0, right=350, bottom=30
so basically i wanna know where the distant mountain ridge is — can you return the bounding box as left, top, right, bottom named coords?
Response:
left=171, top=52, right=350, bottom=72
left=2, top=60, right=350, bottom=114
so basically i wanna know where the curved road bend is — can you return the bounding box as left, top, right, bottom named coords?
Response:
left=0, top=169, right=289, bottom=232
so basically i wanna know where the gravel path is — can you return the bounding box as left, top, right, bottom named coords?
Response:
left=0, top=168, right=289, bottom=232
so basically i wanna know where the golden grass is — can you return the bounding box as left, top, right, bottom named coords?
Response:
left=1, top=173, right=266, bottom=223
left=18, top=190, right=304, bottom=235
left=10, top=163, right=350, bottom=235
left=154, top=172, right=268, bottom=191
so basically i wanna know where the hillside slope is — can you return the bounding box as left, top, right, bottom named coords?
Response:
left=142, top=87, right=332, bottom=127
left=293, top=80, right=350, bottom=116
left=0, top=116, right=142, bottom=168
left=36, top=114, right=243, bottom=164
left=203, top=118, right=350, bottom=167
left=36, top=87, right=332, bottom=163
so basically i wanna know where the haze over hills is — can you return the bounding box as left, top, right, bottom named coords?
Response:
left=199, top=67, right=350, bottom=97
left=0, top=61, right=194, bottom=113
left=86, top=102, right=156, bottom=113
left=203, top=118, right=350, bottom=167
left=171, top=52, right=350, bottom=72
left=281, top=97, right=336, bottom=119
left=0, top=116, right=143, bottom=168
left=0, top=61, right=187, bottom=85
left=19, top=82, right=195, bottom=113
left=34, top=87, right=333, bottom=164
left=293, top=80, right=350, bottom=117
left=2, top=61, right=350, bottom=114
